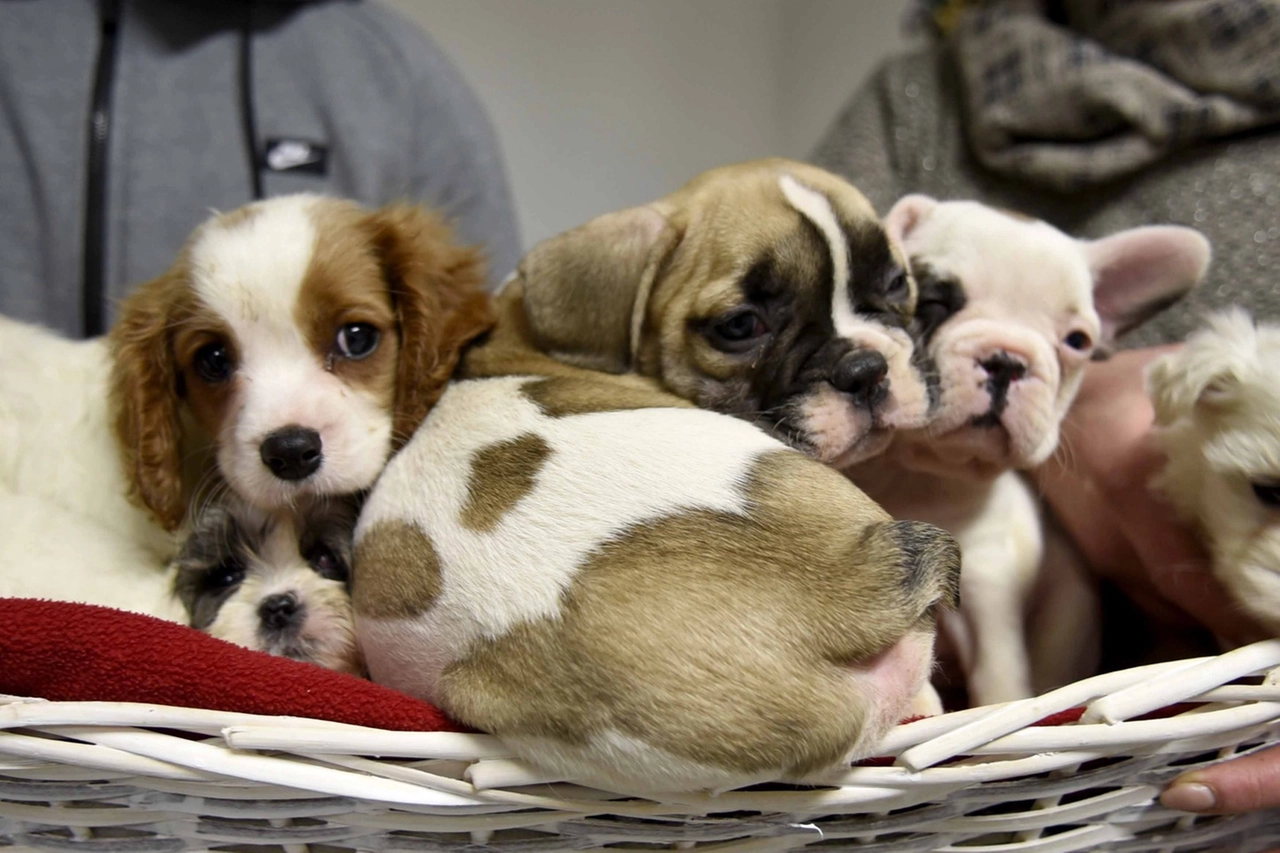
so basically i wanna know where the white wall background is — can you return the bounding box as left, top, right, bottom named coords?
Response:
left=380, top=0, right=915, bottom=249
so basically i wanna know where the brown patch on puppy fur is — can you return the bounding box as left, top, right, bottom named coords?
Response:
left=352, top=521, right=444, bottom=619
left=442, top=450, right=956, bottom=777
left=363, top=205, right=495, bottom=448
left=460, top=434, right=552, bottom=532
left=296, top=203, right=401, bottom=412
left=521, top=376, right=694, bottom=419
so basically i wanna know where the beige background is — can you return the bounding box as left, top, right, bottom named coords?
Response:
left=380, top=0, right=916, bottom=248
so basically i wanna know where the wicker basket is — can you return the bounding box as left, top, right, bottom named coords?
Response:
left=2, top=640, right=1279, bottom=853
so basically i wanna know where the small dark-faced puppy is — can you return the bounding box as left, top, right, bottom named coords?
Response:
left=171, top=497, right=361, bottom=674
left=515, top=158, right=930, bottom=466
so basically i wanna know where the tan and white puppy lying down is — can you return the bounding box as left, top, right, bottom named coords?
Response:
left=848, top=196, right=1210, bottom=707
left=353, top=160, right=961, bottom=795
left=1149, top=309, right=1280, bottom=635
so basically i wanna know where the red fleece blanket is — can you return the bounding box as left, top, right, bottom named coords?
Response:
left=0, top=598, right=461, bottom=732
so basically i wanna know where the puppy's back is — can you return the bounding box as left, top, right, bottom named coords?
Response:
left=355, top=373, right=952, bottom=793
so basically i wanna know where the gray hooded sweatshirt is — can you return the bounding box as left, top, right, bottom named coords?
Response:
left=0, top=0, right=522, bottom=337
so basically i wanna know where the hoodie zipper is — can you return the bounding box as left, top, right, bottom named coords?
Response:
left=82, top=0, right=122, bottom=338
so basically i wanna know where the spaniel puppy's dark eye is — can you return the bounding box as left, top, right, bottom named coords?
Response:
left=1252, top=481, right=1280, bottom=508
left=193, top=342, right=234, bottom=383
left=203, top=559, right=245, bottom=592
left=1064, top=331, right=1092, bottom=352
left=334, top=323, right=381, bottom=360
left=706, top=309, right=769, bottom=352
left=306, top=543, right=349, bottom=582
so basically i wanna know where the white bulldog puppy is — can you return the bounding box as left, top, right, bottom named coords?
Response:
left=849, top=196, right=1210, bottom=706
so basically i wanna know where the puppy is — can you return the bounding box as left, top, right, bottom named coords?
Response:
left=112, top=194, right=492, bottom=530
left=352, top=163, right=962, bottom=795
left=171, top=497, right=361, bottom=673
left=850, top=196, right=1210, bottom=706
left=0, top=195, right=490, bottom=617
left=513, top=158, right=931, bottom=467
left=1149, top=309, right=1280, bottom=634
left=0, top=316, right=181, bottom=617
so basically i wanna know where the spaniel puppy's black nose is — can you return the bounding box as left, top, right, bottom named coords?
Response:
left=259, top=592, right=301, bottom=632
left=260, top=426, right=323, bottom=480
left=832, top=349, right=890, bottom=408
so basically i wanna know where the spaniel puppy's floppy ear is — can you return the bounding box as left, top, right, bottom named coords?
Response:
left=365, top=204, right=494, bottom=446
left=109, top=271, right=188, bottom=531
left=518, top=204, right=681, bottom=374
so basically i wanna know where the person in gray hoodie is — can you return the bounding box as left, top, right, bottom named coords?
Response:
left=0, top=0, right=522, bottom=338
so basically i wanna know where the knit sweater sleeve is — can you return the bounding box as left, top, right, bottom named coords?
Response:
left=810, top=60, right=917, bottom=217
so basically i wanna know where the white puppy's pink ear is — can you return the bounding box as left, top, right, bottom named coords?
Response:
left=1082, top=226, right=1211, bottom=342
left=884, top=194, right=938, bottom=252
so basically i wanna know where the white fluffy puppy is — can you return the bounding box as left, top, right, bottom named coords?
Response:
left=1148, top=309, right=1280, bottom=633
left=0, top=316, right=180, bottom=618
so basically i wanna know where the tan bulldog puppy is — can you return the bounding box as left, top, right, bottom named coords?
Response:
left=516, top=158, right=932, bottom=466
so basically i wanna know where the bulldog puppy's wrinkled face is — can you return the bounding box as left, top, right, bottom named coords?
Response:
left=1149, top=310, right=1280, bottom=634
left=514, top=159, right=931, bottom=466
left=883, top=196, right=1209, bottom=479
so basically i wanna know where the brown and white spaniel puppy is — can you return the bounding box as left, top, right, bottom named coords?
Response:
left=112, top=194, right=493, bottom=531
left=0, top=195, right=490, bottom=621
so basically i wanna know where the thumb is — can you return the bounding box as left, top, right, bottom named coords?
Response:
left=1160, top=745, right=1280, bottom=814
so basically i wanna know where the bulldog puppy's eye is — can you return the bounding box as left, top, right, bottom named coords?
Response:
left=913, top=300, right=953, bottom=337
left=1064, top=331, right=1092, bottom=352
left=306, top=543, right=349, bottom=583
left=885, top=269, right=910, bottom=300
left=334, top=322, right=381, bottom=360
left=193, top=341, right=235, bottom=383
left=1251, top=481, right=1280, bottom=508
left=203, top=559, right=245, bottom=592
left=707, top=309, right=769, bottom=351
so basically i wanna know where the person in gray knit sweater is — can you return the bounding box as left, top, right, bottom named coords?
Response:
left=812, top=0, right=1280, bottom=818
left=0, top=0, right=521, bottom=339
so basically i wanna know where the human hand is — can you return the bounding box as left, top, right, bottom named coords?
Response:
left=1035, top=346, right=1277, bottom=822
left=1161, top=744, right=1280, bottom=817
left=1031, top=345, right=1266, bottom=647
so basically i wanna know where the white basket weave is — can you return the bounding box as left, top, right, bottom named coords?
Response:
left=3, top=641, right=1280, bottom=853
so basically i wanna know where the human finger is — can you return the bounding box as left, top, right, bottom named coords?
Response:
left=1161, top=745, right=1280, bottom=815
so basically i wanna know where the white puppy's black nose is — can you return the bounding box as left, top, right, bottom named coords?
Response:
left=260, top=426, right=323, bottom=481
left=832, top=349, right=889, bottom=408
left=979, top=352, right=1027, bottom=393
left=259, top=592, right=301, bottom=632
